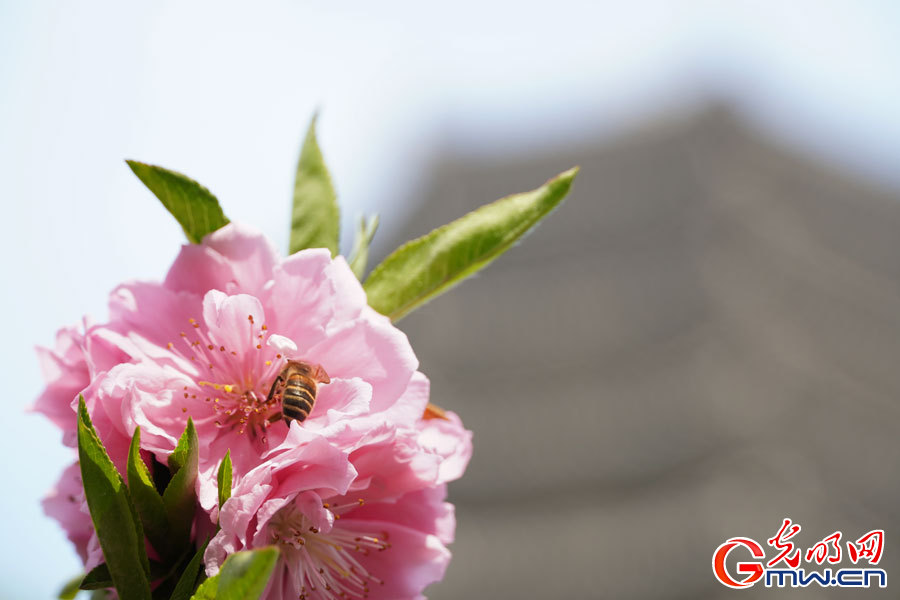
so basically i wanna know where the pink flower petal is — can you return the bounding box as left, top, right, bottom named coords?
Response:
left=306, top=314, right=418, bottom=413
left=164, top=244, right=236, bottom=296
left=333, top=519, right=451, bottom=600
left=201, top=290, right=267, bottom=363
left=42, top=462, right=93, bottom=563
left=202, top=223, right=280, bottom=294
left=343, top=486, right=456, bottom=545
left=417, top=410, right=473, bottom=485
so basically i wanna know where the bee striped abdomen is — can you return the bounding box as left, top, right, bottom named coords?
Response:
left=268, top=360, right=330, bottom=426
left=282, top=374, right=317, bottom=422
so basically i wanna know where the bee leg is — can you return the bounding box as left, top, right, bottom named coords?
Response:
left=266, top=374, right=285, bottom=403
left=267, top=412, right=283, bottom=424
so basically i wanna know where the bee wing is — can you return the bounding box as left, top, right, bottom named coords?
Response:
left=311, top=363, right=331, bottom=385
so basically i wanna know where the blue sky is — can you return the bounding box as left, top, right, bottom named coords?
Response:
left=1, top=1, right=898, bottom=597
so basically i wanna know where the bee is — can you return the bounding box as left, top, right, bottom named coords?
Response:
left=267, top=360, right=330, bottom=424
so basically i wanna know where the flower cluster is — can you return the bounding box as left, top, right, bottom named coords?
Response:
left=36, top=224, right=472, bottom=599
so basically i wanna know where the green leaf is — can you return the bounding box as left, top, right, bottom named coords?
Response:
left=77, top=396, right=152, bottom=600
left=149, top=551, right=194, bottom=600
left=167, top=418, right=196, bottom=473
left=217, top=450, right=232, bottom=513
left=126, top=160, right=229, bottom=244
left=185, top=550, right=280, bottom=600
left=189, top=575, right=218, bottom=600
left=80, top=563, right=112, bottom=590
left=127, top=427, right=170, bottom=559
left=364, top=167, right=579, bottom=321
left=289, top=114, right=340, bottom=256
left=81, top=562, right=172, bottom=592
left=170, top=540, right=210, bottom=600
left=162, top=419, right=199, bottom=554
left=59, top=575, right=83, bottom=599
left=215, top=548, right=280, bottom=600
left=348, top=214, right=380, bottom=279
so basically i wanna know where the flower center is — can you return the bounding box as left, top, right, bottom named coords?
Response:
left=199, top=382, right=278, bottom=438
left=270, top=500, right=390, bottom=600
left=166, top=314, right=290, bottom=442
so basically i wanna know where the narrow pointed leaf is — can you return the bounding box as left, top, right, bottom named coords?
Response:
left=59, top=575, right=82, bottom=599
left=80, top=562, right=170, bottom=592
left=187, top=548, right=276, bottom=600
left=80, top=563, right=112, bottom=590
left=162, top=419, right=199, bottom=554
left=170, top=540, right=210, bottom=600
left=189, top=575, right=218, bottom=600
left=364, top=167, right=579, bottom=321
left=215, top=548, right=280, bottom=600
left=168, top=418, right=196, bottom=473
left=348, top=214, right=379, bottom=279
left=127, top=427, right=170, bottom=558
left=289, top=115, right=339, bottom=255
left=126, top=161, right=229, bottom=244
left=148, top=553, right=194, bottom=600
left=77, top=397, right=152, bottom=600
left=217, top=450, right=232, bottom=512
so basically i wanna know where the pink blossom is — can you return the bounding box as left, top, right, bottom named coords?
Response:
left=38, top=224, right=418, bottom=495
left=35, top=223, right=472, bottom=598
left=205, top=417, right=468, bottom=600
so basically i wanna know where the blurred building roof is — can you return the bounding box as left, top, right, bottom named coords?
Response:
left=381, top=105, right=900, bottom=599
